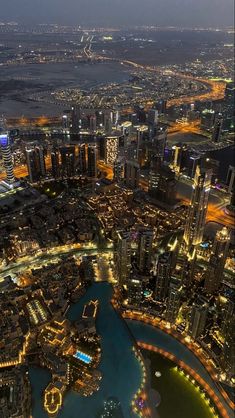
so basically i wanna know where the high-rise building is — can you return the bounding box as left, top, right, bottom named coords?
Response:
left=226, top=165, right=235, bottom=193
left=156, top=99, right=167, bottom=114
left=87, top=144, right=98, bottom=178
left=105, top=136, right=119, bottom=166
left=124, top=160, right=140, bottom=189
left=165, top=277, right=183, bottom=325
left=189, top=296, right=208, bottom=340
left=189, top=296, right=209, bottom=340
left=78, top=144, right=87, bottom=174
left=113, top=157, right=124, bottom=183
left=148, top=109, right=158, bottom=126
left=136, top=126, right=148, bottom=162
left=104, top=111, right=112, bottom=134
left=70, top=106, right=80, bottom=134
left=148, top=155, right=161, bottom=194
left=127, top=276, right=142, bottom=305
left=62, top=113, right=69, bottom=130
left=201, top=109, right=215, bottom=130
left=60, top=146, right=75, bottom=178
left=212, top=113, right=223, bottom=143
left=154, top=252, right=172, bottom=301
left=89, top=114, right=97, bottom=132
left=184, top=166, right=212, bottom=252
left=204, top=227, right=230, bottom=294
left=0, top=133, right=15, bottom=185
left=116, top=230, right=131, bottom=284
left=137, top=228, right=153, bottom=274
left=187, top=153, right=202, bottom=179
left=222, top=315, right=235, bottom=381
left=26, top=146, right=46, bottom=183
left=51, top=148, right=60, bottom=179
left=152, top=126, right=167, bottom=161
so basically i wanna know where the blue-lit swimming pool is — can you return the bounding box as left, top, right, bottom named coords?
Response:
left=73, top=350, right=92, bottom=364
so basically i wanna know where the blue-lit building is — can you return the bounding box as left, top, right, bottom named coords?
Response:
left=0, top=132, right=15, bottom=185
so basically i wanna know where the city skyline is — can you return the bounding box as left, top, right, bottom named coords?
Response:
left=0, top=2, right=234, bottom=417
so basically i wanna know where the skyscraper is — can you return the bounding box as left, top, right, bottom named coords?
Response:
left=78, top=143, right=87, bottom=174
left=113, top=157, right=124, bottom=183
left=226, top=165, right=235, bottom=194
left=152, top=126, right=167, bottom=161
left=87, top=144, right=98, bottom=178
left=165, top=277, right=183, bottom=325
left=212, top=113, right=223, bottom=143
left=26, top=146, right=46, bottom=183
left=51, top=148, right=60, bottom=179
left=137, top=228, right=153, bottom=274
left=105, top=136, right=119, bottom=166
left=116, top=230, right=131, bottom=285
left=154, top=252, right=172, bottom=301
left=124, top=160, right=140, bottom=189
left=60, top=146, right=76, bottom=178
left=189, top=296, right=208, bottom=340
left=0, top=133, right=15, bottom=185
left=127, top=276, right=142, bottom=305
left=184, top=166, right=212, bottom=252
left=204, top=227, right=230, bottom=294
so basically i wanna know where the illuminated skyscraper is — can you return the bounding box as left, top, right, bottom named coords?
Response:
left=137, top=228, right=153, bottom=274
left=127, top=276, right=142, bottom=305
left=165, top=277, right=183, bottom=325
left=189, top=296, right=208, bottom=340
left=152, top=126, right=167, bottom=161
left=154, top=252, right=172, bottom=301
left=184, top=166, right=212, bottom=252
left=105, top=136, right=119, bottom=166
left=113, top=157, right=124, bottom=183
left=26, top=146, right=46, bottom=183
left=204, top=227, right=230, bottom=294
left=0, top=133, right=15, bottom=185
left=116, top=230, right=131, bottom=284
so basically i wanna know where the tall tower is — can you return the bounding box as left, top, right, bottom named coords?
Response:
left=165, top=277, right=183, bottom=325
left=60, top=146, right=76, bottom=178
left=137, top=228, right=153, bottom=274
left=116, top=230, right=131, bottom=285
left=212, top=113, right=223, bottom=143
left=105, top=136, right=119, bottom=166
left=78, top=143, right=87, bottom=174
left=124, top=160, right=140, bottom=189
left=189, top=295, right=208, bottom=340
left=204, top=227, right=230, bottom=294
left=87, top=144, right=98, bottom=178
left=184, top=166, right=212, bottom=252
left=51, top=148, right=60, bottom=179
left=26, top=146, right=46, bottom=183
left=154, top=252, right=172, bottom=301
left=0, top=133, right=15, bottom=185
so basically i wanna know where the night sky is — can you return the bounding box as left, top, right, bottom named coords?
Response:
left=0, top=0, right=234, bottom=27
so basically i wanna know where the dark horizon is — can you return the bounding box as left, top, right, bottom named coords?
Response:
left=0, top=0, right=234, bottom=28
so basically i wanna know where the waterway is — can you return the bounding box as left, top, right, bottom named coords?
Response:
left=29, top=282, right=232, bottom=418
left=30, top=282, right=141, bottom=418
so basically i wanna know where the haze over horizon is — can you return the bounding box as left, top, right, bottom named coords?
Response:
left=0, top=0, right=234, bottom=28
